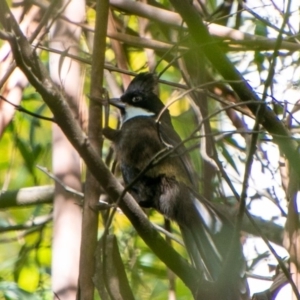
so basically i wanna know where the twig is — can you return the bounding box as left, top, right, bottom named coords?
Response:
left=152, top=223, right=184, bottom=246
left=0, top=214, right=52, bottom=233
left=0, top=95, right=55, bottom=122
left=36, top=165, right=83, bottom=198
left=0, top=223, right=48, bottom=243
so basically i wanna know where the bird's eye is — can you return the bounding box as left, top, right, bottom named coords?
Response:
left=132, top=95, right=142, bottom=102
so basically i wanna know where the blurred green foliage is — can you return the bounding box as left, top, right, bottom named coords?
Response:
left=0, top=87, right=52, bottom=298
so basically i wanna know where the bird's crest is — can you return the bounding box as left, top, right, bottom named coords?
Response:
left=126, top=73, right=158, bottom=95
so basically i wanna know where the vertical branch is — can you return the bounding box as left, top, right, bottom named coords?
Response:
left=78, top=0, right=109, bottom=299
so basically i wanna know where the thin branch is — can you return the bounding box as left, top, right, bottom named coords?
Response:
left=243, top=4, right=288, bottom=35
left=0, top=222, right=48, bottom=243
left=152, top=223, right=184, bottom=246
left=0, top=214, right=52, bottom=233
left=0, top=95, right=55, bottom=122
left=36, top=165, right=83, bottom=198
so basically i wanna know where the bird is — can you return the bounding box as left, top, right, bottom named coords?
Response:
left=103, top=72, right=249, bottom=299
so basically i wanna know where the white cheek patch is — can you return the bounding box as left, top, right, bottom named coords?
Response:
left=122, top=105, right=155, bottom=125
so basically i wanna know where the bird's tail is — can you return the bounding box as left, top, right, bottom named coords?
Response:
left=179, top=194, right=249, bottom=300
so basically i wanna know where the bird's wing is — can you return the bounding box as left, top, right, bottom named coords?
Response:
left=156, top=121, right=197, bottom=186
left=157, top=121, right=249, bottom=299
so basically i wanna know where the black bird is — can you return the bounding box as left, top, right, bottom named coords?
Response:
left=103, top=73, right=248, bottom=299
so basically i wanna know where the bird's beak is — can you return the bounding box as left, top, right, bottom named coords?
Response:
left=109, top=98, right=125, bottom=109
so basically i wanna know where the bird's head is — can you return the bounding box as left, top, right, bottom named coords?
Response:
left=109, top=73, right=172, bottom=125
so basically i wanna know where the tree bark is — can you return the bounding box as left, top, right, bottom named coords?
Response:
left=78, top=0, right=109, bottom=299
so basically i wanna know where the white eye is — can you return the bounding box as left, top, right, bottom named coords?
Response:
left=132, top=95, right=142, bottom=102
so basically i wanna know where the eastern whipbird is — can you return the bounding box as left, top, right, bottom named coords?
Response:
left=103, top=73, right=249, bottom=299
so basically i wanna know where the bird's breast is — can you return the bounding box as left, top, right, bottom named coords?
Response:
left=113, top=117, right=190, bottom=186
left=115, top=117, right=163, bottom=171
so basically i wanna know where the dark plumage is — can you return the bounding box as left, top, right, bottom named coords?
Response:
left=103, top=73, right=249, bottom=299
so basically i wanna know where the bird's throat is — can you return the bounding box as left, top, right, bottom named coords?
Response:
left=122, top=105, right=155, bottom=125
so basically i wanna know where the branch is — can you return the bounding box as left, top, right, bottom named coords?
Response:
left=78, top=0, right=109, bottom=299
left=36, top=165, right=84, bottom=198
left=0, top=185, right=53, bottom=208
left=0, top=95, right=55, bottom=122
left=0, top=214, right=52, bottom=233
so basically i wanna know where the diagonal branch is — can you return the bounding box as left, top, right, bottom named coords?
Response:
left=0, top=95, right=55, bottom=122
